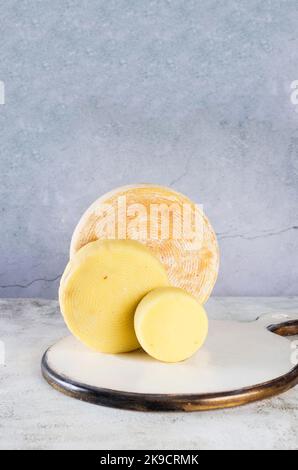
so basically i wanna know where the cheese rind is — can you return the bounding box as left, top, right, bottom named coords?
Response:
left=134, top=286, right=208, bottom=363
left=70, top=184, right=219, bottom=304
left=59, top=239, right=169, bottom=353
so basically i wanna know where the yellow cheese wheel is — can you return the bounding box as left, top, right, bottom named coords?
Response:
left=134, top=287, right=208, bottom=363
left=70, top=184, right=219, bottom=304
left=59, top=239, right=169, bottom=353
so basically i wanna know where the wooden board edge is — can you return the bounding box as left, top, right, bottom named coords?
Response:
left=41, top=318, right=298, bottom=412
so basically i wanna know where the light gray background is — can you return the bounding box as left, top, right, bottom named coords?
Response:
left=0, top=0, right=297, bottom=299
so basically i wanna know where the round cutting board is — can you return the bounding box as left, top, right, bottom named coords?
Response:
left=42, top=312, right=298, bottom=411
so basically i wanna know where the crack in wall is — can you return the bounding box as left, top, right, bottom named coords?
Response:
left=217, top=225, right=298, bottom=240
left=0, top=274, right=62, bottom=289
left=169, top=154, right=193, bottom=187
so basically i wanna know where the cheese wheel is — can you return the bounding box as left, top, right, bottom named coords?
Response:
left=134, top=287, right=208, bottom=363
left=59, top=239, right=169, bottom=353
left=70, top=184, right=219, bottom=304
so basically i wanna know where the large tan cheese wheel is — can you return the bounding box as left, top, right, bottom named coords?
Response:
left=59, top=239, right=169, bottom=353
left=70, top=184, right=219, bottom=304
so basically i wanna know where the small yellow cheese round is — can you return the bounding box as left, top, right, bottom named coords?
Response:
left=59, top=239, right=169, bottom=353
left=134, top=287, right=208, bottom=363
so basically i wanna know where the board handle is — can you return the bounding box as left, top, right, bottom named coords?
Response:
left=257, top=312, right=298, bottom=337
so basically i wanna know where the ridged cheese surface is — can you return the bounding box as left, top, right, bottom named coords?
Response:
left=134, top=287, right=209, bottom=363
left=70, top=184, right=219, bottom=304
left=59, top=239, right=169, bottom=353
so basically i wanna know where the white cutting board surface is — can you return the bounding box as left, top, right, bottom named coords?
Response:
left=44, top=312, right=297, bottom=395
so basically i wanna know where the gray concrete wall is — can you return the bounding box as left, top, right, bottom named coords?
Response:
left=0, top=0, right=297, bottom=299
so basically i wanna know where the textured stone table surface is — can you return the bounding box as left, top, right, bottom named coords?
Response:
left=0, top=297, right=297, bottom=450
